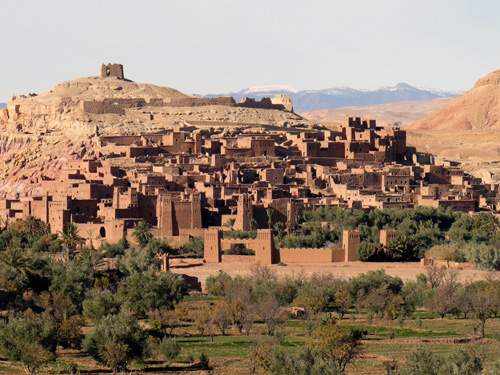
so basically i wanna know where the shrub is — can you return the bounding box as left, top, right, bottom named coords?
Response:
left=227, top=243, right=255, bottom=255
left=400, top=346, right=441, bottom=375
left=180, top=236, right=204, bottom=257
left=224, top=230, right=257, bottom=240
left=206, top=271, right=233, bottom=296
left=425, top=244, right=466, bottom=262
left=157, top=337, right=180, bottom=364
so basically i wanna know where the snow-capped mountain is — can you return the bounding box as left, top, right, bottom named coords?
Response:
left=209, top=83, right=458, bottom=112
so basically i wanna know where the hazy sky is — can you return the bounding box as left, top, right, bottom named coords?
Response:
left=1, top=0, right=499, bottom=100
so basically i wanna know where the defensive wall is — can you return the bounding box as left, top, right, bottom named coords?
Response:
left=82, top=95, right=292, bottom=115
left=203, top=228, right=360, bottom=265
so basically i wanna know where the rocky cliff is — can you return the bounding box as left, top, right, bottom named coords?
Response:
left=409, top=70, right=500, bottom=131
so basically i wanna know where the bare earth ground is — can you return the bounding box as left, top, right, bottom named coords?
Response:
left=171, top=259, right=497, bottom=288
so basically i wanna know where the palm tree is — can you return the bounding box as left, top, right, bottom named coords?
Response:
left=224, top=218, right=236, bottom=231
left=133, top=221, right=153, bottom=247
left=62, top=223, right=84, bottom=260
left=0, top=247, right=39, bottom=293
left=266, top=207, right=274, bottom=229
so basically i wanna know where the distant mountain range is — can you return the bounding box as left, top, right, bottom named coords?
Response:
left=208, top=83, right=458, bottom=112
left=0, top=103, right=6, bottom=109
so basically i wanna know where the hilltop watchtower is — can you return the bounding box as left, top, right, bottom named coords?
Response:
left=100, top=63, right=124, bottom=79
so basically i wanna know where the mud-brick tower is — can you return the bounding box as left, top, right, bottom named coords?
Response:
left=255, top=229, right=278, bottom=265
left=204, top=228, right=222, bottom=263
left=342, top=229, right=360, bottom=262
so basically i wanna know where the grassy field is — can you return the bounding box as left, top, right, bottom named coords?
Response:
left=1, top=300, right=498, bottom=375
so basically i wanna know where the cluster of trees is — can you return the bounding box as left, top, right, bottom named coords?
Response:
left=205, top=267, right=500, bottom=375
left=285, top=206, right=500, bottom=269
left=253, top=316, right=364, bottom=375
left=282, top=222, right=340, bottom=248
left=260, top=335, right=498, bottom=375
left=394, top=346, right=499, bottom=375
left=0, top=217, right=197, bottom=374
left=206, top=266, right=500, bottom=341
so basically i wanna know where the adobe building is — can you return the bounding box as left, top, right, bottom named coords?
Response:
left=0, top=111, right=495, bottom=259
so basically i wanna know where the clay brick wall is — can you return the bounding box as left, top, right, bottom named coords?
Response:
left=221, top=255, right=256, bottom=263
left=82, top=101, right=125, bottom=115
left=166, top=97, right=236, bottom=107
left=279, top=248, right=334, bottom=263
left=251, top=139, right=276, bottom=157
left=237, top=97, right=285, bottom=111
left=48, top=201, right=70, bottom=233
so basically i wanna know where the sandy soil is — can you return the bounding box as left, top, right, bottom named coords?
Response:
left=170, top=259, right=497, bottom=288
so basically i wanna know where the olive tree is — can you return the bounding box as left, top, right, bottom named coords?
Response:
left=0, top=317, right=56, bottom=375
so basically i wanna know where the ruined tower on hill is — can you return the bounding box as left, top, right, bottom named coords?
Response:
left=100, top=63, right=124, bottom=79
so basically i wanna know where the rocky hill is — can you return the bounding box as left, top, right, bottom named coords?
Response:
left=409, top=70, right=500, bottom=131
left=405, top=69, right=500, bottom=181
left=301, top=98, right=452, bottom=128
left=0, top=69, right=305, bottom=196
left=211, top=83, right=456, bottom=112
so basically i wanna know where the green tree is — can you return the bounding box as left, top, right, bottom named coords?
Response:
left=206, top=271, right=233, bottom=296
left=49, top=257, right=95, bottom=312
left=0, top=317, right=57, bottom=375
left=83, top=313, right=148, bottom=374
left=61, top=223, right=84, bottom=259
left=306, top=318, right=363, bottom=374
left=83, top=289, right=120, bottom=323
left=465, top=280, right=500, bottom=338
left=266, top=207, right=275, bottom=229
left=465, top=243, right=500, bottom=271
left=133, top=221, right=153, bottom=247
left=181, top=236, right=204, bottom=257
left=212, top=301, right=232, bottom=335
left=224, top=218, right=236, bottom=230
left=0, top=247, right=51, bottom=295
left=358, top=241, right=381, bottom=261
left=116, top=244, right=162, bottom=275
left=117, top=271, right=187, bottom=317
left=448, top=213, right=498, bottom=244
